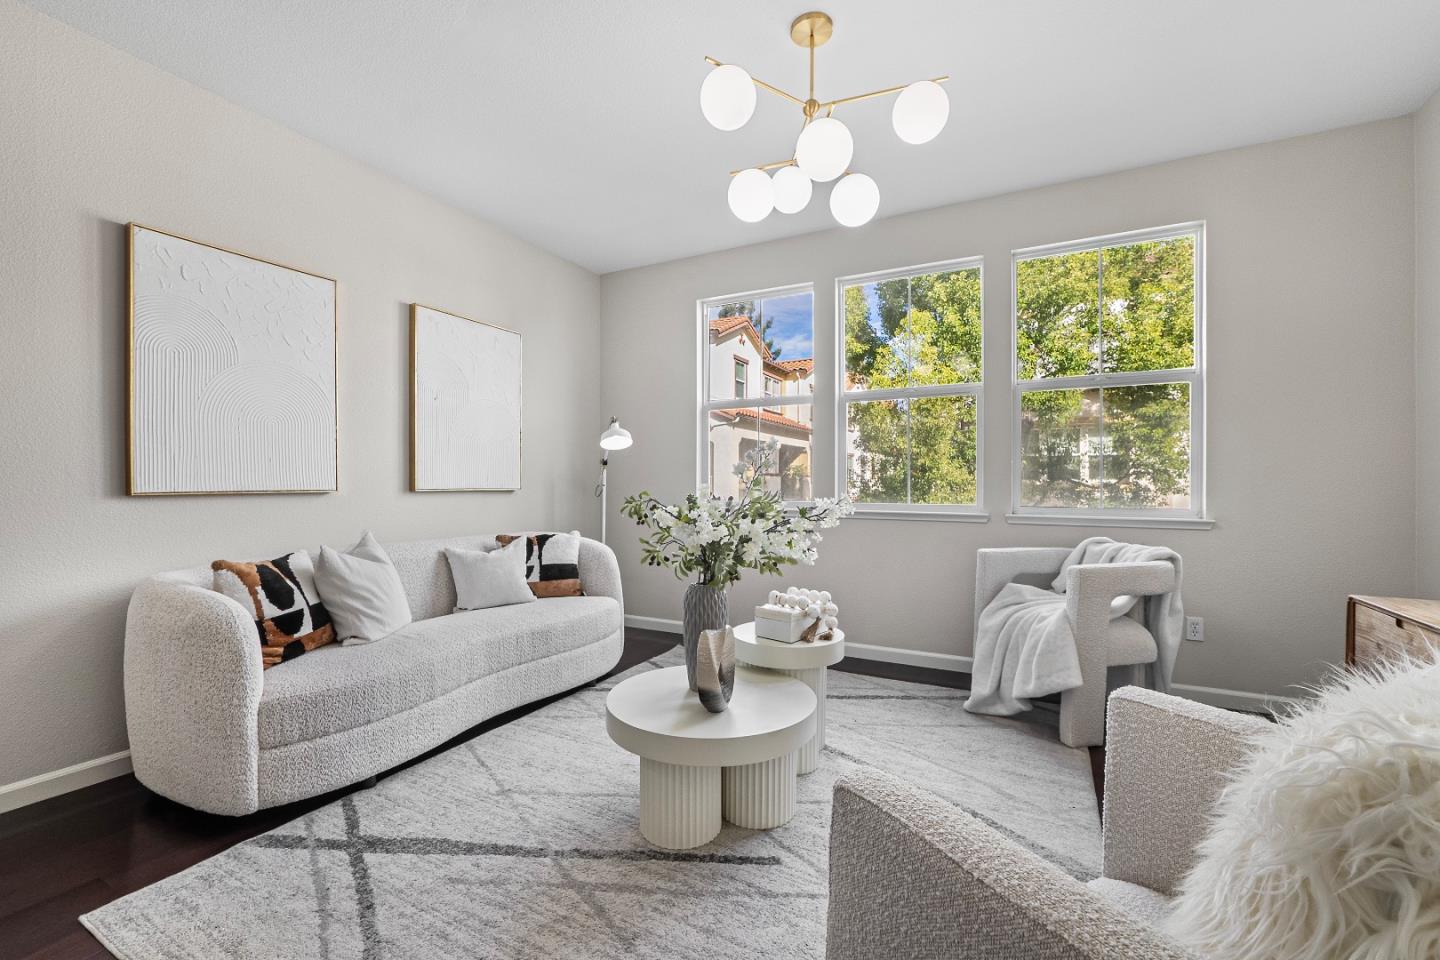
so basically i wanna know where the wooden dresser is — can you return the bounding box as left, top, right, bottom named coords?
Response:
left=1346, top=595, right=1440, bottom=667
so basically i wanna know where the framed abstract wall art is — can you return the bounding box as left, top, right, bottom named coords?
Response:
left=127, top=224, right=338, bottom=495
left=410, top=304, right=523, bottom=492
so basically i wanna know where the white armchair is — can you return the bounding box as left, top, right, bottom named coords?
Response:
left=975, top=547, right=1178, bottom=747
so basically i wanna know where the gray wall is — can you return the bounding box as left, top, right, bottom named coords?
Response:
left=600, top=118, right=1417, bottom=700
left=1416, top=89, right=1440, bottom=595
left=0, top=2, right=601, bottom=787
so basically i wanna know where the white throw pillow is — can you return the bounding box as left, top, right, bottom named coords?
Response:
left=1166, top=660, right=1440, bottom=960
left=447, top=539, right=536, bottom=611
left=314, top=531, right=413, bottom=645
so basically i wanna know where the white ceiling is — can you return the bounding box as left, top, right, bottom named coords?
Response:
left=24, top=0, right=1440, bottom=273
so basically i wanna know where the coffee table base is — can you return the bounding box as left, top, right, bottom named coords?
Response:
left=639, top=758, right=720, bottom=850
left=774, top=666, right=827, bottom=774
left=722, top=752, right=798, bottom=829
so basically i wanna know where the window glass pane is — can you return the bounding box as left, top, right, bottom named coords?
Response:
left=708, top=407, right=813, bottom=502
left=1020, top=388, right=1101, bottom=508
left=845, top=268, right=982, bottom=391
left=908, top=395, right=977, bottom=505
left=845, top=398, right=907, bottom=503
left=843, top=279, right=907, bottom=391
left=1021, top=385, right=1191, bottom=510
left=706, top=291, right=813, bottom=401
left=733, top=359, right=747, bottom=398
left=845, top=396, right=977, bottom=506
left=1100, top=237, right=1195, bottom=373
left=907, top=269, right=982, bottom=386
left=1102, top=383, right=1190, bottom=509
left=1015, top=251, right=1099, bottom=380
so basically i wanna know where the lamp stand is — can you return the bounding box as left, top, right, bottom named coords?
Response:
left=597, top=455, right=610, bottom=545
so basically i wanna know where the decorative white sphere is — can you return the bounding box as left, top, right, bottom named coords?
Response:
left=891, top=80, right=949, bottom=145
left=830, top=172, right=880, bottom=227
left=727, top=168, right=774, bottom=223
left=823, top=616, right=838, bottom=630
left=794, top=117, right=853, bottom=182
left=768, top=590, right=782, bottom=605
left=700, top=64, right=757, bottom=132
left=823, top=602, right=838, bottom=617
left=805, top=604, right=822, bottom=619
left=771, top=165, right=812, bottom=214
left=819, top=591, right=832, bottom=603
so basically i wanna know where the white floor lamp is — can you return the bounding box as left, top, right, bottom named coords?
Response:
left=596, top=417, right=633, bottom=544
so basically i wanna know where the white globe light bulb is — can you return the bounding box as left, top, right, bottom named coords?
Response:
left=771, top=165, right=812, bottom=214
left=727, top=168, right=775, bottom=223
left=794, top=117, right=853, bottom=183
left=892, top=80, right=949, bottom=145
left=700, top=64, right=757, bottom=132
left=830, top=172, right=879, bottom=227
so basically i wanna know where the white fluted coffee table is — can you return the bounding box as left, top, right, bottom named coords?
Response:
left=732, top=624, right=844, bottom=775
left=605, top=665, right=815, bottom=850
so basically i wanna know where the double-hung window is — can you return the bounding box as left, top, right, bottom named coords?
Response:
left=700, top=285, right=815, bottom=502
left=1012, top=223, right=1205, bottom=521
left=836, top=258, right=983, bottom=515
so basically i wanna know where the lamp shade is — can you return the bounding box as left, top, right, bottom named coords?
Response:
left=771, top=165, right=812, bottom=214
left=599, top=417, right=632, bottom=451
left=794, top=117, right=853, bottom=183
left=892, top=80, right=949, bottom=145
left=700, top=64, right=756, bottom=132
left=829, top=172, right=880, bottom=227
left=727, top=168, right=775, bottom=222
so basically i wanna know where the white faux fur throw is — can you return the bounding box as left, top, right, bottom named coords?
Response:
left=1166, top=660, right=1440, bottom=960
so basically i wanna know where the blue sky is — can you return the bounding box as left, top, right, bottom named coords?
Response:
left=761, top=291, right=813, bottom=361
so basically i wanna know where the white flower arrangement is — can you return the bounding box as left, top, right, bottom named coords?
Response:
left=622, top=441, right=854, bottom=589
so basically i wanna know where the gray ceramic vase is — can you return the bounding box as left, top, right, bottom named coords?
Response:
left=695, top=627, right=736, bottom=713
left=682, top=582, right=727, bottom=691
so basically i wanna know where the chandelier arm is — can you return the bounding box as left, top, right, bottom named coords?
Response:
left=820, top=75, right=950, bottom=111
left=728, top=158, right=798, bottom=177
left=704, top=56, right=807, bottom=107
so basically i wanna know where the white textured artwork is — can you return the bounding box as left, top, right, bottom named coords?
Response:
left=411, top=305, right=522, bottom=491
left=129, top=225, right=337, bottom=494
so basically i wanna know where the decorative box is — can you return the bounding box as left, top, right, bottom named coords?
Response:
left=754, top=603, right=806, bottom=644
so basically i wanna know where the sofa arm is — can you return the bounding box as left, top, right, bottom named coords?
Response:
left=828, top=771, right=1190, bottom=960
left=124, top=577, right=263, bottom=815
left=578, top=537, right=623, bottom=615
left=974, top=547, right=1071, bottom=638
left=1103, top=686, right=1269, bottom=894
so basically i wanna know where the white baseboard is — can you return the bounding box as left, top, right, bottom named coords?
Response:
left=841, top=641, right=975, bottom=673
left=625, top=614, right=681, bottom=634
left=623, top=615, right=1286, bottom=712
left=0, top=750, right=132, bottom=815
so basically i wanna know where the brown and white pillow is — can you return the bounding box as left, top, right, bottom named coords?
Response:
left=495, top=533, right=583, bottom=597
left=212, top=550, right=335, bottom=668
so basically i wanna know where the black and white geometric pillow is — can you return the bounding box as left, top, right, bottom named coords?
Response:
left=494, top=533, right=583, bottom=597
left=212, top=550, right=335, bottom=668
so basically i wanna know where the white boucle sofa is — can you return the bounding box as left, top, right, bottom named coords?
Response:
left=123, top=533, right=623, bottom=815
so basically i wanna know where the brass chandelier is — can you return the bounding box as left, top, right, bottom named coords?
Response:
left=701, top=11, right=950, bottom=227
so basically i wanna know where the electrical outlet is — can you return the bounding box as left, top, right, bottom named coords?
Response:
left=1184, top=616, right=1204, bottom=642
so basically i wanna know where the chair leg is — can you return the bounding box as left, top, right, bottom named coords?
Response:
left=1058, top=682, right=1106, bottom=748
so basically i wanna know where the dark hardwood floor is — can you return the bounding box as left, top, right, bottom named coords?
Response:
left=0, top=628, right=1102, bottom=960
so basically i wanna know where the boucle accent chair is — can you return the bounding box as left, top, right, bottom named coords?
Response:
left=975, top=546, right=1177, bottom=746
left=124, top=534, right=623, bottom=815
left=826, top=686, right=1269, bottom=960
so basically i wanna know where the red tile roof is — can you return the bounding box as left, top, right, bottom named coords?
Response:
left=709, top=317, right=814, bottom=377
left=709, top=406, right=812, bottom=433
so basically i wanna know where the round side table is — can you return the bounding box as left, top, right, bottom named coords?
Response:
left=732, top=623, right=844, bottom=775
left=605, top=665, right=815, bottom=849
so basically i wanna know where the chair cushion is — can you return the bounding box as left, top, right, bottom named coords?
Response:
left=257, top=596, right=620, bottom=749
left=1105, top=615, right=1158, bottom=666
left=1086, top=877, right=1173, bottom=928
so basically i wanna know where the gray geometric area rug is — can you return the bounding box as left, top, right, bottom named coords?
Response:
left=82, top=648, right=1101, bottom=960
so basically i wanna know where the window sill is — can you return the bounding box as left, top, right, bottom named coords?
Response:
left=850, top=508, right=991, bottom=523
left=1005, top=512, right=1214, bottom=530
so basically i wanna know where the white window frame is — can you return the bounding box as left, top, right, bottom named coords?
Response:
left=1009, top=222, right=1209, bottom=528
left=697, top=282, right=815, bottom=503
left=833, top=257, right=987, bottom=521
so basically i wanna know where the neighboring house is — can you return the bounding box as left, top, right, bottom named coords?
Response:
left=707, top=316, right=814, bottom=500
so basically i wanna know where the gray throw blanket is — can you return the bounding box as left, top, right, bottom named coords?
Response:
left=964, top=538, right=1183, bottom=717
